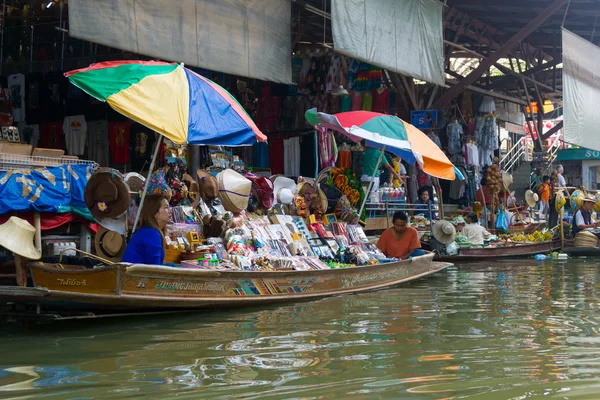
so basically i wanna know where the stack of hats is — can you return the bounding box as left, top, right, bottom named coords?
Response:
left=0, top=216, right=42, bottom=260
left=217, top=169, right=252, bottom=214
left=84, top=168, right=130, bottom=262
left=182, top=173, right=200, bottom=208
left=84, top=168, right=131, bottom=236
left=574, top=231, right=598, bottom=248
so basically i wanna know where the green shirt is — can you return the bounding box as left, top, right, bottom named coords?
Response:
left=362, top=148, right=387, bottom=178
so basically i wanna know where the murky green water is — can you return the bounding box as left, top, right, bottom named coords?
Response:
left=2, top=260, right=600, bottom=399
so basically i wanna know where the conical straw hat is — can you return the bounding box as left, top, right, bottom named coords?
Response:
left=0, top=217, right=41, bottom=259
left=217, top=169, right=252, bottom=213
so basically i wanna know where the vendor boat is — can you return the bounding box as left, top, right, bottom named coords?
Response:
left=431, top=241, right=556, bottom=262
left=559, top=239, right=600, bottom=257
left=0, top=253, right=450, bottom=319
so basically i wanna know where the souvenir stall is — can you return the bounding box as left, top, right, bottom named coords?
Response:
left=61, top=60, right=405, bottom=273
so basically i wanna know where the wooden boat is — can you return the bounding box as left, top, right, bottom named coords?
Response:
left=0, top=253, right=451, bottom=318
left=432, top=241, right=556, bottom=262
left=560, top=239, right=600, bottom=257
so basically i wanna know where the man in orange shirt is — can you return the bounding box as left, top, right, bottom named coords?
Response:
left=377, top=211, right=423, bottom=259
left=537, top=175, right=551, bottom=215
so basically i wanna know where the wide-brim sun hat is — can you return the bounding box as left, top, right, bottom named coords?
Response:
left=94, top=225, right=126, bottom=262
left=273, top=176, right=297, bottom=206
left=84, top=168, right=130, bottom=219
left=525, top=190, right=539, bottom=208
left=0, top=216, right=41, bottom=259
left=502, top=171, right=513, bottom=191
left=570, top=189, right=585, bottom=210
left=432, top=220, right=456, bottom=245
left=297, top=181, right=328, bottom=213
left=196, top=169, right=218, bottom=203
left=245, top=173, right=274, bottom=209
left=217, top=169, right=252, bottom=213
left=124, top=172, right=146, bottom=194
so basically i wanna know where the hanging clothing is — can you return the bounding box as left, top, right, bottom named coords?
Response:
left=253, top=142, right=269, bottom=168
left=108, top=121, right=132, bottom=164
left=130, top=123, right=156, bottom=171
left=63, top=115, right=87, bottom=156
left=269, top=137, right=285, bottom=175
left=8, top=73, right=25, bottom=122
left=39, top=121, right=63, bottom=149
left=25, top=73, right=42, bottom=124
left=326, top=53, right=345, bottom=93
left=17, top=122, right=39, bottom=148
left=428, top=133, right=442, bottom=149
left=337, top=150, right=351, bottom=169
left=447, top=121, right=463, bottom=155
left=372, top=88, right=390, bottom=114
left=284, top=137, right=301, bottom=177
left=350, top=91, right=362, bottom=111
left=361, top=91, right=373, bottom=111
left=466, top=143, right=480, bottom=168
left=339, top=95, right=352, bottom=112
left=87, top=120, right=110, bottom=166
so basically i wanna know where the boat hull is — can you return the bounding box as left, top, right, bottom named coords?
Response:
left=0, top=254, right=451, bottom=313
left=434, top=241, right=554, bottom=262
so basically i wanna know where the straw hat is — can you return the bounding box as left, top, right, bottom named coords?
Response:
left=583, top=194, right=597, bottom=204
left=94, top=225, right=126, bottom=262
left=574, top=231, right=599, bottom=248
left=501, top=171, right=513, bottom=191
left=555, top=191, right=567, bottom=212
left=0, top=217, right=41, bottom=259
left=217, top=169, right=252, bottom=213
left=245, top=173, right=274, bottom=209
left=196, top=169, right=218, bottom=203
left=432, top=220, right=456, bottom=245
left=525, top=190, right=539, bottom=208
left=273, top=176, right=297, bottom=205
left=298, top=181, right=328, bottom=213
left=182, top=173, right=200, bottom=208
left=124, top=172, right=146, bottom=194
left=85, top=168, right=130, bottom=219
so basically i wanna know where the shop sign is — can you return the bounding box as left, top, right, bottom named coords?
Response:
left=410, top=110, right=437, bottom=129
left=556, top=148, right=600, bottom=161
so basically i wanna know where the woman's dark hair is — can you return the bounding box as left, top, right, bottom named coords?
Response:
left=417, top=187, right=429, bottom=197
left=466, top=212, right=478, bottom=223
left=392, top=211, right=408, bottom=223
left=139, top=194, right=168, bottom=250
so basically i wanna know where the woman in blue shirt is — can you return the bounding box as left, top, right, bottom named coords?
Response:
left=122, top=194, right=171, bottom=265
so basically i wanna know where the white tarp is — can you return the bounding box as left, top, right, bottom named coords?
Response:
left=68, top=0, right=292, bottom=84
left=563, top=28, right=600, bottom=151
left=331, top=0, right=444, bottom=86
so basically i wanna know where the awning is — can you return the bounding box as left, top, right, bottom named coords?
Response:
left=68, top=0, right=292, bottom=84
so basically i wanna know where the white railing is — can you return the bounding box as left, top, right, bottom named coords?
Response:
left=500, top=136, right=529, bottom=173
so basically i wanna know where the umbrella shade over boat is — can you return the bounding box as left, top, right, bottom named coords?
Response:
left=305, top=109, right=455, bottom=180
left=65, top=60, right=266, bottom=146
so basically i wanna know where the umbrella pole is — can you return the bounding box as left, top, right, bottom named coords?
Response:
left=132, top=135, right=163, bottom=235
left=358, top=146, right=386, bottom=218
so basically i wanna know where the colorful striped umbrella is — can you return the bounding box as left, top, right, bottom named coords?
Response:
left=306, top=108, right=411, bottom=152
left=305, top=109, right=455, bottom=180
left=65, top=61, right=266, bottom=146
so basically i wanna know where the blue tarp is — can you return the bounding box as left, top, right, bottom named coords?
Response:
left=0, top=164, right=93, bottom=216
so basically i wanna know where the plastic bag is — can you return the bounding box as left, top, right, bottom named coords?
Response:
left=496, top=210, right=509, bottom=233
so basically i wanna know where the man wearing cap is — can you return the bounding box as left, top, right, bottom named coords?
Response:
left=572, top=196, right=599, bottom=237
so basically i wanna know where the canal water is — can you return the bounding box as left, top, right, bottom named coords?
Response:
left=2, top=259, right=600, bottom=399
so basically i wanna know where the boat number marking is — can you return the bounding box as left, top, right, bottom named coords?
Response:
left=57, top=278, right=88, bottom=286
left=136, top=280, right=146, bottom=288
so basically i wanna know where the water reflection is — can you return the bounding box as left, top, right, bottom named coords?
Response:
left=2, top=260, right=600, bottom=398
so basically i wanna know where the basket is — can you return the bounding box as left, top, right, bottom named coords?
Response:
left=574, top=231, right=598, bottom=248
left=164, top=248, right=182, bottom=264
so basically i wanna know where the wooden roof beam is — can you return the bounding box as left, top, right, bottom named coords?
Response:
left=432, top=0, right=568, bottom=110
